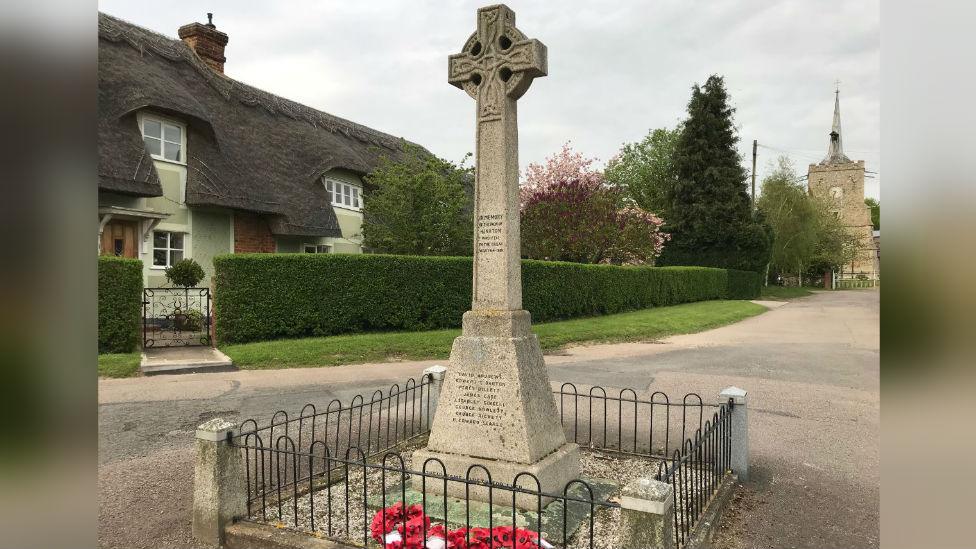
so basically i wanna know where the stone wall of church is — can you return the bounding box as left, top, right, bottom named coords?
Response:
left=808, top=160, right=878, bottom=277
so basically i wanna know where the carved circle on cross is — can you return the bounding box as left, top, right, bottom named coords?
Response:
left=448, top=5, right=548, bottom=118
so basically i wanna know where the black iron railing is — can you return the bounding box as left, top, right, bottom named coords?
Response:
left=234, top=375, right=436, bottom=512
left=231, top=378, right=733, bottom=548
left=655, top=399, right=733, bottom=547
left=557, top=383, right=710, bottom=458
left=232, top=438, right=618, bottom=548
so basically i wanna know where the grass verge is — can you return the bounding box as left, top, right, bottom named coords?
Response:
left=98, top=352, right=141, bottom=378
left=222, top=300, right=767, bottom=371
left=761, top=286, right=816, bottom=300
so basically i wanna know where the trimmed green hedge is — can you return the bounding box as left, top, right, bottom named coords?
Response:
left=98, top=256, right=143, bottom=353
left=214, top=254, right=760, bottom=344
left=726, top=268, right=763, bottom=300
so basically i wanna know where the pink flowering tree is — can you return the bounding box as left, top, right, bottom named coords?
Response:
left=520, top=143, right=669, bottom=265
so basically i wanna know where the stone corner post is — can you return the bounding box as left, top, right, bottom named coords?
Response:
left=423, top=364, right=448, bottom=420
left=192, top=417, right=246, bottom=547
left=719, top=386, right=749, bottom=481
left=618, top=477, right=675, bottom=549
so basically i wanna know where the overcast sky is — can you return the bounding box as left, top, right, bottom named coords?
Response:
left=98, top=0, right=880, bottom=200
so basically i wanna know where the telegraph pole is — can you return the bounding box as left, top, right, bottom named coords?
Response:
left=751, top=139, right=758, bottom=209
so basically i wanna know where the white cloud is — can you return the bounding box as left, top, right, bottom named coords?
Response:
left=98, top=0, right=880, bottom=199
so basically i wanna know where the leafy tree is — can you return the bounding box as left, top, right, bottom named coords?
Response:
left=865, top=197, right=880, bottom=230
left=757, top=157, right=820, bottom=281
left=362, top=144, right=473, bottom=256
left=800, top=188, right=863, bottom=280
left=520, top=144, right=668, bottom=265
left=658, top=75, right=771, bottom=273
left=758, top=156, right=859, bottom=284
left=604, top=126, right=681, bottom=218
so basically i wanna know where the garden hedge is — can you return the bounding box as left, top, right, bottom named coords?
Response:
left=214, top=254, right=760, bottom=344
left=98, top=256, right=143, bottom=353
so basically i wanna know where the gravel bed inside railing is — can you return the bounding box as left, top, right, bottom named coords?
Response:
left=248, top=446, right=716, bottom=549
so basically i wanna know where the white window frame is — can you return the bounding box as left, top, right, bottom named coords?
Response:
left=303, top=244, right=333, bottom=254
left=152, top=230, right=186, bottom=269
left=139, top=113, right=187, bottom=165
left=323, top=177, right=363, bottom=211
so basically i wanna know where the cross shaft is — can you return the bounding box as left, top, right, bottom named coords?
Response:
left=448, top=4, right=547, bottom=311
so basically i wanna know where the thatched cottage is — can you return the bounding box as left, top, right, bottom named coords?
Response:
left=98, top=12, right=414, bottom=286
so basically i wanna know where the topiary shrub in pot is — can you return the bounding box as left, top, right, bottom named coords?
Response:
left=165, top=258, right=206, bottom=288
left=164, top=258, right=206, bottom=331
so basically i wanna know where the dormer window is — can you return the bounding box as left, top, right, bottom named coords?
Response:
left=323, top=177, right=362, bottom=211
left=141, top=114, right=185, bottom=163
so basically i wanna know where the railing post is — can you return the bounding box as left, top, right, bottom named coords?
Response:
left=719, top=386, right=749, bottom=481
left=192, top=418, right=246, bottom=546
left=423, top=364, right=448, bottom=422
left=618, top=477, right=675, bottom=549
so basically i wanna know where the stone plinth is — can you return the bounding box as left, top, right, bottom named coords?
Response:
left=426, top=311, right=568, bottom=462
left=412, top=442, right=580, bottom=510
left=416, top=310, right=580, bottom=509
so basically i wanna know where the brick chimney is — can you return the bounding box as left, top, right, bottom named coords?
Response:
left=178, top=13, right=229, bottom=73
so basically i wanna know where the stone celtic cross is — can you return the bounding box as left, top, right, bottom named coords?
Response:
left=448, top=4, right=547, bottom=310
left=417, top=6, right=578, bottom=508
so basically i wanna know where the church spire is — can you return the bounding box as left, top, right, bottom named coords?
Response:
left=823, top=82, right=851, bottom=164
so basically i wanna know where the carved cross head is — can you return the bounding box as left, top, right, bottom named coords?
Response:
left=448, top=4, right=547, bottom=121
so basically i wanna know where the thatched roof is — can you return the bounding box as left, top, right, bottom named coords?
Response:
left=98, top=12, right=414, bottom=236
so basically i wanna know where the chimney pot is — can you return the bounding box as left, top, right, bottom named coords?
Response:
left=178, top=15, right=228, bottom=73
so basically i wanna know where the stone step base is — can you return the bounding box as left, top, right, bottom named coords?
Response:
left=140, top=347, right=235, bottom=375
left=411, top=442, right=581, bottom=510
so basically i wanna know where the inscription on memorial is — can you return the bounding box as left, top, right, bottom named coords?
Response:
left=451, top=371, right=507, bottom=428
left=477, top=214, right=504, bottom=254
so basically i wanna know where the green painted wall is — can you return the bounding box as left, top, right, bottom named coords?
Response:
left=145, top=163, right=188, bottom=225
left=191, top=209, right=232, bottom=286
left=275, top=237, right=303, bottom=253
left=144, top=162, right=189, bottom=286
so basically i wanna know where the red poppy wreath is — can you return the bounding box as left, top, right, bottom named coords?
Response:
left=370, top=503, right=555, bottom=549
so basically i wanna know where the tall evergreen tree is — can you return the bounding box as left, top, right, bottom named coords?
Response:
left=658, top=75, right=771, bottom=272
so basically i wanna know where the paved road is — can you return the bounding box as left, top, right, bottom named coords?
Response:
left=98, top=290, right=879, bottom=549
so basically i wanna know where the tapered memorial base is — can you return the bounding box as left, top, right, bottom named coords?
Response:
left=414, top=310, right=581, bottom=509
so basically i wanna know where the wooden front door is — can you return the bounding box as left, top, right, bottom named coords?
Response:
left=101, top=220, right=139, bottom=258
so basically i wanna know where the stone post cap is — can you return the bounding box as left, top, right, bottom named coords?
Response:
left=619, top=477, right=673, bottom=514
left=720, top=386, right=748, bottom=404
left=423, top=364, right=448, bottom=380
left=196, top=417, right=237, bottom=441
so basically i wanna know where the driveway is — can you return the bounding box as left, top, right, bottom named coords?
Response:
left=98, top=289, right=879, bottom=549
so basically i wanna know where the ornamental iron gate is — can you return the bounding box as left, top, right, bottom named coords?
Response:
left=143, top=287, right=211, bottom=348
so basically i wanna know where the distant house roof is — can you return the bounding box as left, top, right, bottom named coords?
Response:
left=97, top=12, right=416, bottom=237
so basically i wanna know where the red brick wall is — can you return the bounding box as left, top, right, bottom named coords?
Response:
left=234, top=212, right=275, bottom=253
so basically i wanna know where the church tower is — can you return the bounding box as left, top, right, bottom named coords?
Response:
left=807, top=86, right=878, bottom=278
